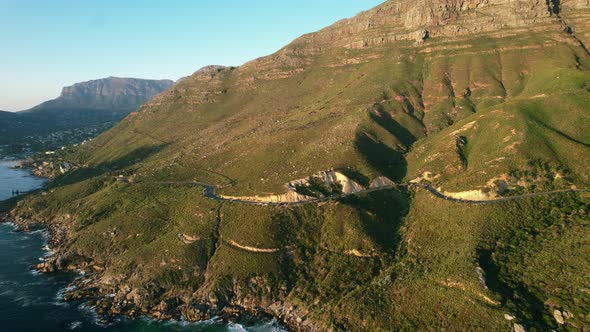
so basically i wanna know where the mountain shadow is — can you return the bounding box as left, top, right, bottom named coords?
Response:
left=523, top=111, right=590, bottom=148
left=335, top=167, right=371, bottom=187
left=369, top=109, right=417, bottom=148
left=478, top=249, right=556, bottom=330
left=341, top=189, right=410, bottom=253
left=354, top=132, right=407, bottom=182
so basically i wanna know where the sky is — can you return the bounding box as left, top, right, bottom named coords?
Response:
left=0, top=0, right=383, bottom=111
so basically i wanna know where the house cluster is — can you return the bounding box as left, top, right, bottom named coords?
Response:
left=2, top=121, right=113, bottom=158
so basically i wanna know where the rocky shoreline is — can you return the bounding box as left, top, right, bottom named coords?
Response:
left=1, top=158, right=315, bottom=332
left=0, top=212, right=313, bottom=331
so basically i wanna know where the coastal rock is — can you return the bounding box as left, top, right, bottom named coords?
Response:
left=34, top=261, right=58, bottom=273
left=150, top=298, right=181, bottom=320
left=180, top=302, right=212, bottom=321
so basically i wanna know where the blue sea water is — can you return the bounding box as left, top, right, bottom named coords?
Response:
left=0, top=160, right=284, bottom=331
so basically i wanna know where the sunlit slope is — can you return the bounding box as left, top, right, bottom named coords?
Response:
left=9, top=1, right=590, bottom=330
left=407, top=38, right=590, bottom=189
left=83, top=20, right=590, bottom=195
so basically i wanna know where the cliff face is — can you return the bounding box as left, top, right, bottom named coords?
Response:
left=29, top=77, right=174, bottom=112
left=266, top=0, right=560, bottom=50
left=234, top=0, right=589, bottom=76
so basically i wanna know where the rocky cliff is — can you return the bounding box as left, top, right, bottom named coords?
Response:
left=28, top=77, right=174, bottom=112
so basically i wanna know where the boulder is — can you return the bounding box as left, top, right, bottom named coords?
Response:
left=513, top=323, right=525, bottom=332
left=553, top=309, right=565, bottom=324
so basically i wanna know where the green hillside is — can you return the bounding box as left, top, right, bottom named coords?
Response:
left=2, top=0, right=590, bottom=331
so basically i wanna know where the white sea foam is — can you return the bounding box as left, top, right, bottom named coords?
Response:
left=54, top=284, right=76, bottom=305
left=42, top=244, right=55, bottom=256
left=68, top=321, right=83, bottom=330
left=159, top=316, right=219, bottom=327
left=78, top=303, right=110, bottom=327
left=0, top=221, right=18, bottom=230
left=228, top=323, right=249, bottom=332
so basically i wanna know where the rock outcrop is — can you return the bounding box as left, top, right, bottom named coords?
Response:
left=287, top=170, right=365, bottom=194
left=271, top=0, right=587, bottom=52
left=218, top=170, right=374, bottom=203
left=218, top=190, right=316, bottom=204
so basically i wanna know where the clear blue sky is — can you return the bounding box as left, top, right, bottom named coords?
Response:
left=0, top=0, right=383, bottom=111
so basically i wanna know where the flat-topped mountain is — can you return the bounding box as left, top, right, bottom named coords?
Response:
left=3, top=1, right=590, bottom=331
left=27, top=77, right=174, bottom=113
left=0, top=77, right=173, bottom=154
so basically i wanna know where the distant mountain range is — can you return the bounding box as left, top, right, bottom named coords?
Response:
left=0, top=77, right=174, bottom=154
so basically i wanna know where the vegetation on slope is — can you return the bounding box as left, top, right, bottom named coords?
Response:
left=2, top=0, right=590, bottom=330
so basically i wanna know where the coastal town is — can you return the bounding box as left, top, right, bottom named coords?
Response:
left=0, top=121, right=114, bottom=158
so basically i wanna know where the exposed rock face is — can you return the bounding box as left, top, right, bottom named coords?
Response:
left=191, top=65, right=228, bottom=79
left=554, top=309, right=566, bottom=324
left=288, top=170, right=365, bottom=194
left=231, top=0, right=590, bottom=81
left=318, top=170, right=365, bottom=194
left=443, top=189, right=497, bottom=200
left=146, top=66, right=228, bottom=107
left=29, top=77, right=174, bottom=112
left=217, top=170, right=370, bottom=203
left=370, top=176, right=396, bottom=188
left=513, top=323, right=526, bottom=332
left=562, top=0, right=590, bottom=8
left=561, top=0, right=590, bottom=47
left=218, top=191, right=315, bottom=204
left=176, top=65, right=228, bottom=83
left=274, top=0, right=579, bottom=52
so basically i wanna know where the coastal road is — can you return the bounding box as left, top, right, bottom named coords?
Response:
left=156, top=181, right=588, bottom=206
left=136, top=129, right=588, bottom=205
left=411, top=184, right=586, bottom=205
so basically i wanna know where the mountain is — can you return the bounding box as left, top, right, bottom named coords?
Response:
left=26, top=77, right=174, bottom=113
left=0, top=77, right=174, bottom=155
left=3, top=1, right=590, bottom=331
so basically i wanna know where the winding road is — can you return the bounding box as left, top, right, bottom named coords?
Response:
left=156, top=181, right=588, bottom=206
left=413, top=184, right=586, bottom=205
left=160, top=181, right=587, bottom=256
left=136, top=126, right=588, bottom=206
